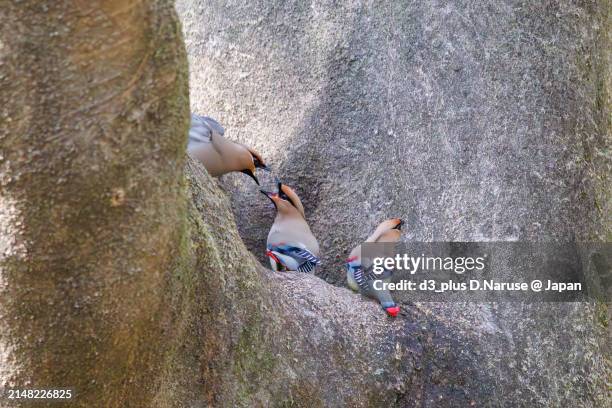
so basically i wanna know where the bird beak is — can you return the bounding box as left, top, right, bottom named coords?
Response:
left=260, top=190, right=278, bottom=206
left=241, top=169, right=260, bottom=185
left=392, top=219, right=404, bottom=230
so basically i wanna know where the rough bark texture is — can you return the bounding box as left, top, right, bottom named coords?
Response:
left=0, top=0, right=189, bottom=406
left=177, top=0, right=610, bottom=407
left=0, top=1, right=609, bottom=408
left=178, top=0, right=610, bottom=270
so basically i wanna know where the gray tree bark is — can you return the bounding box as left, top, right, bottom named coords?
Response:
left=178, top=0, right=610, bottom=407
left=0, top=1, right=609, bottom=407
left=0, top=0, right=189, bottom=406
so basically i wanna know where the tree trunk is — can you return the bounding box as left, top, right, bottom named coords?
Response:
left=177, top=0, right=610, bottom=407
left=1, top=1, right=189, bottom=406
left=0, top=1, right=609, bottom=407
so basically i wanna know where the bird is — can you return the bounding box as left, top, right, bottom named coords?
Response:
left=346, top=218, right=403, bottom=317
left=260, top=180, right=321, bottom=273
left=187, top=113, right=269, bottom=184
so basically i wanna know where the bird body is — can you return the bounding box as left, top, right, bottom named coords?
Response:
left=261, top=182, right=320, bottom=273
left=267, top=215, right=320, bottom=256
left=346, top=218, right=403, bottom=317
left=188, top=113, right=268, bottom=182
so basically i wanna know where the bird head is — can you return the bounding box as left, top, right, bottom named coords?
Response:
left=238, top=146, right=270, bottom=185
left=365, top=218, right=404, bottom=243
left=247, top=147, right=270, bottom=172
left=260, top=179, right=305, bottom=218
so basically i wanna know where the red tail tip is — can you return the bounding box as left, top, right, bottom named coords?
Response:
left=385, top=306, right=400, bottom=317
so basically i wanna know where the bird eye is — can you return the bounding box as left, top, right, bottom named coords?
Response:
left=278, top=191, right=298, bottom=209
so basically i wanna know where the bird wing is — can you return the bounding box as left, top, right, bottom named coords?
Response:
left=349, top=263, right=393, bottom=292
left=188, top=114, right=225, bottom=150
left=349, top=264, right=396, bottom=308
left=365, top=263, right=393, bottom=280
left=268, top=251, right=301, bottom=271
left=351, top=265, right=374, bottom=292
left=268, top=244, right=321, bottom=273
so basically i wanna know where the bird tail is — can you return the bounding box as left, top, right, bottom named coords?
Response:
left=384, top=306, right=400, bottom=317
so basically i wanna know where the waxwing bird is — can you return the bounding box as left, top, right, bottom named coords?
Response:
left=346, top=218, right=403, bottom=317
left=187, top=113, right=269, bottom=184
left=260, top=181, right=321, bottom=273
